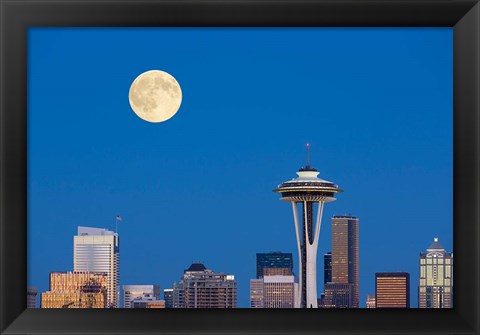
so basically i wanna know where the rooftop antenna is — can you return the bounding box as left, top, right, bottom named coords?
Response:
left=306, top=143, right=310, bottom=167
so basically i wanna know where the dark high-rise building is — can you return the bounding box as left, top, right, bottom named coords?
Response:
left=324, top=252, right=332, bottom=285
left=331, top=215, right=359, bottom=308
left=256, top=252, right=293, bottom=279
left=163, top=288, right=173, bottom=308
left=27, top=286, right=38, bottom=308
left=322, top=282, right=353, bottom=308
left=419, top=237, right=453, bottom=308
left=375, top=272, right=410, bottom=308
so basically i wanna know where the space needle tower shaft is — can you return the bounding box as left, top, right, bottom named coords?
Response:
left=273, top=144, right=342, bottom=308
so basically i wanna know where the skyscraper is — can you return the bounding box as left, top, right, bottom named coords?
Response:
left=256, top=252, right=293, bottom=278
left=331, top=215, right=359, bottom=308
left=375, top=272, right=410, bottom=308
left=324, top=252, right=332, bottom=285
left=419, top=237, right=453, bottom=308
left=122, top=285, right=160, bottom=308
left=172, top=263, right=237, bottom=308
left=274, top=145, right=342, bottom=308
left=74, top=226, right=120, bottom=308
left=163, top=288, right=173, bottom=308
left=41, top=272, right=108, bottom=308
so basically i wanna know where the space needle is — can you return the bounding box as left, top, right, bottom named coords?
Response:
left=273, top=144, right=342, bottom=308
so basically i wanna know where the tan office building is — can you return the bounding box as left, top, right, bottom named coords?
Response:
left=330, top=215, right=359, bottom=308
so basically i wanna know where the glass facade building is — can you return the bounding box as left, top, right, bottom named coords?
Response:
left=324, top=252, right=332, bottom=285
left=256, top=252, right=293, bottom=279
left=163, top=288, right=173, bottom=308
left=41, top=271, right=108, bottom=308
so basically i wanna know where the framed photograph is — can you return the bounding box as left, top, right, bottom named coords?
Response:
left=1, top=0, right=479, bottom=334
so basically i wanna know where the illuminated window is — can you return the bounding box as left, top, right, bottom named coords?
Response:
left=446, top=266, right=451, bottom=277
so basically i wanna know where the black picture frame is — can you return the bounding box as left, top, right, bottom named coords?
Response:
left=1, top=0, right=479, bottom=334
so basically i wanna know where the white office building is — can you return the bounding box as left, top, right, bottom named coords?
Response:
left=122, top=285, right=161, bottom=308
left=74, top=226, right=120, bottom=308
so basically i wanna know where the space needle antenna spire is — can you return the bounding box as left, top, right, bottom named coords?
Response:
left=306, top=143, right=310, bottom=167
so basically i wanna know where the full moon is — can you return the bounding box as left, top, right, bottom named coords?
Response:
left=128, top=70, right=182, bottom=123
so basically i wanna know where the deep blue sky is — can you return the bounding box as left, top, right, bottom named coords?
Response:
left=28, top=28, right=452, bottom=308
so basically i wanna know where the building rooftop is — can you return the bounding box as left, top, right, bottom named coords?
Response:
left=375, top=272, right=410, bottom=277
left=185, top=263, right=207, bottom=272
left=333, top=215, right=358, bottom=219
left=77, top=226, right=115, bottom=236
left=427, top=237, right=445, bottom=251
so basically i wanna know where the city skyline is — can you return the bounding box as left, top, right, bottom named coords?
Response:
left=28, top=27, right=453, bottom=307
left=31, top=223, right=452, bottom=308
